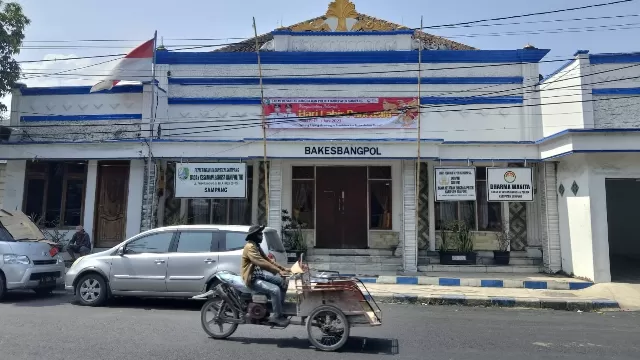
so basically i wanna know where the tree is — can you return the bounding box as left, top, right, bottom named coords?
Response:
left=0, top=1, right=30, bottom=115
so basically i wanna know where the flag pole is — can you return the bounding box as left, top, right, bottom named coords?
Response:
left=146, top=30, right=158, bottom=230
left=414, top=17, right=423, bottom=269
left=253, top=17, right=269, bottom=224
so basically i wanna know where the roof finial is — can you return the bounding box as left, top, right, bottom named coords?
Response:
left=524, top=43, right=537, bottom=50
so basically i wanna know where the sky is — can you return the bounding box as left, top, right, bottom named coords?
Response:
left=3, top=0, right=640, bottom=113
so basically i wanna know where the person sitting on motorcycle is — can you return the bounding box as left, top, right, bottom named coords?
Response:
left=241, top=224, right=291, bottom=326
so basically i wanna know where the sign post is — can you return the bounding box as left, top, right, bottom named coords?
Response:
left=175, top=163, right=247, bottom=199
left=434, top=167, right=477, bottom=201
left=486, top=167, right=534, bottom=202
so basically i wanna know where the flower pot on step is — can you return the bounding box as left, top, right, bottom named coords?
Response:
left=439, top=251, right=477, bottom=265
left=493, top=250, right=510, bottom=265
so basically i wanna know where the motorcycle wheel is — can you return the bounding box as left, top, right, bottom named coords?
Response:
left=200, top=298, right=239, bottom=339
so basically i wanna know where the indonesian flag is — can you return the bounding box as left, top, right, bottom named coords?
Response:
left=90, top=38, right=155, bottom=93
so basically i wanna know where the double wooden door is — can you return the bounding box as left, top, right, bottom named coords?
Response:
left=315, top=167, right=368, bottom=249
left=94, top=161, right=130, bottom=248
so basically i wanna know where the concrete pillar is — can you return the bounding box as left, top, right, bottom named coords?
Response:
left=402, top=160, right=418, bottom=272
left=428, top=162, right=436, bottom=252
left=126, top=160, right=145, bottom=238
left=82, top=160, right=98, bottom=244
left=3, top=160, right=26, bottom=211
left=540, top=162, right=562, bottom=272
left=139, top=159, right=158, bottom=232
left=267, top=159, right=283, bottom=235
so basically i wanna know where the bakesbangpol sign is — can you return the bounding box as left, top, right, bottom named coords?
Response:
left=486, top=167, right=534, bottom=202
left=175, top=163, right=247, bottom=198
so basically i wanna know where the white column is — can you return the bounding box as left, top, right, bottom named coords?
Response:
left=540, top=162, right=562, bottom=272
left=3, top=160, right=26, bottom=211
left=427, top=162, right=436, bottom=251
left=402, top=160, right=418, bottom=272
left=126, top=160, right=145, bottom=239
left=82, top=161, right=98, bottom=245
left=267, top=159, right=283, bottom=235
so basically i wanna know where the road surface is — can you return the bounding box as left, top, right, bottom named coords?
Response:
left=0, top=290, right=638, bottom=359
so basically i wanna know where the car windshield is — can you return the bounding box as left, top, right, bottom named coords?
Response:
left=0, top=225, right=15, bottom=242
left=264, top=230, right=286, bottom=252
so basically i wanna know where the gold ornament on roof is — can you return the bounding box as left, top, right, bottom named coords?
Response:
left=289, top=17, right=331, bottom=32
left=326, top=0, right=358, bottom=31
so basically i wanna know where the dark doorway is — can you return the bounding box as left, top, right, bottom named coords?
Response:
left=94, top=161, right=130, bottom=248
left=605, top=178, right=640, bottom=283
left=315, top=167, right=368, bottom=249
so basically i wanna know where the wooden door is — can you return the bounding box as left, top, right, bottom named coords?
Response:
left=94, top=161, right=130, bottom=248
left=315, top=167, right=368, bottom=249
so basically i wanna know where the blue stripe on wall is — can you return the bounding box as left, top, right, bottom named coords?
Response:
left=168, top=77, right=524, bottom=86
left=20, top=85, right=143, bottom=96
left=592, top=87, right=640, bottom=95
left=167, top=96, right=522, bottom=105
left=21, top=114, right=143, bottom=122
left=156, top=49, right=550, bottom=65
left=590, top=52, right=640, bottom=64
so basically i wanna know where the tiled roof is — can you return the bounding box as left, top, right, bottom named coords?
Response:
left=214, top=13, right=476, bottom=53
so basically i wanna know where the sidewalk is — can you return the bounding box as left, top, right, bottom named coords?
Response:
left=285, top=275, right=640, bottom=312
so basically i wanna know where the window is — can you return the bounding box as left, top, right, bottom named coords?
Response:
left=23, top=161, right=87, bottom=228
left=187, top=165, right=253, bottom=225
left=126, top=232, right=174, bottom=254
left=369, top=166, right=392, bottom=230
left=176, top=232, right=214, bottom=253
left=222, top=231, right=247, bottom=251
left=435, top=167, right=502, bottom=232
left=292, top=166, right=315, bottom=228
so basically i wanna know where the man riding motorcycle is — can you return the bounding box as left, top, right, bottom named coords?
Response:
left=241, top=225, right=291, bottom=326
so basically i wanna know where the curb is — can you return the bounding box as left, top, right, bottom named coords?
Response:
left=286, top=292, right=618, bottom=312
left=352, top=275, right=594, bottom=291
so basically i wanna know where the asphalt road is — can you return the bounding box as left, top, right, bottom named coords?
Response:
left=1, top=290, right=639, bottom=360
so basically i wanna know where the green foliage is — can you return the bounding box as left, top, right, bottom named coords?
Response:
left=495, top=228, right=512, bottom=252
left=281, top=209, right=307, bottom=252
left=440, top=220, right=475, bottom=253
left=0, top=1, right=30, bottom=114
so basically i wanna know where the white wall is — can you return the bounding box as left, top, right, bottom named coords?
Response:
left=2, top=160, right=25, bottom=211
left=540, top=59, right=591, bottom=137
left=126, top=160, right=145, bottom=239
left=0, top=162, right=5, bottom=209
left=556, top=153, right=640, bottom=282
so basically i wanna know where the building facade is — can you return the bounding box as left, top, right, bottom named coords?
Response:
left=2, top=1, right=637, bottom=282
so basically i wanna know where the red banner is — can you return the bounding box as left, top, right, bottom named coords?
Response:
left=264, top=98, right=419, bottom=129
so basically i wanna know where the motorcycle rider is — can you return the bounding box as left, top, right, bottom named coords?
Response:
left=241, top=225, right=291, bottom=326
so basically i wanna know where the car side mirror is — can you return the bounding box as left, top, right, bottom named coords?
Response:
left=116, top=247, right=125, bottom=256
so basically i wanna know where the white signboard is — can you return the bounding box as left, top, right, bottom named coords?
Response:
left=175, top=163, right=247, bottom=199
left=487, top=167, right=534, bottom=202
left=434, top=167, right=477, bottom=201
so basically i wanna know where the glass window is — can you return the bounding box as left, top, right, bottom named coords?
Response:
left=222, top=231, right=248, bottom=251
left=186, top=165, right=253, bottom=225
left=264, top=230, right=286, bottom=252
left=368, top=166, right=392, bottom=230
left=23, top=161, right=87, bottom=228
left=292, top=166, right=315, bottom=229
left=176, top=232, right=214, bottom=253
left=435, top=167, right=502, bottom=232
left=369, top=180, right=392, bottom=229
left=126, top=232, right=174, bottom=254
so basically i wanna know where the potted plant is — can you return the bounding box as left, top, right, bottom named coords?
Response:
left=494, top=229, right=512, bottom=265
left=281, top=209, right=307, bottom=262
left=439, top=220, right=477, bottom=265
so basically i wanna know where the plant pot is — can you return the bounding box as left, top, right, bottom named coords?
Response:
left=439, top=251, right=477, bottom=265
left=493, top=250, right=510, bottom=265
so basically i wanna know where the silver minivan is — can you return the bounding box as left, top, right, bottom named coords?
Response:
left=65, top=225, right=287, bottom=306
left=0, top=210, right=66, bottom=300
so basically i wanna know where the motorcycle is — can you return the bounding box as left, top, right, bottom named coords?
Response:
left=192, top=261, right=383, bottom=352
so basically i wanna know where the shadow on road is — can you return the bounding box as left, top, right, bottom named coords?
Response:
left=226, top=336, right=399, bottom=355
left=0, top=290, right=71, bottom=307
left=105, top=296, right=204, bottom=311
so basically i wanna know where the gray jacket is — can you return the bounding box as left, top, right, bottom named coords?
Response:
left=70, top=232, right=91, bottom=249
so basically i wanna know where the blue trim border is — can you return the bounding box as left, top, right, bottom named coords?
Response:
left=168, top=96, right=523, bottom=105
left=169, top=76, right=523, bottom=86
left=20, top=114, right=143, bottom=122
left=592, top=87, right=640, bottom=95
left=156, top=49, right=550, bottom=65
left=271, top=29, right=415, bottom=36
left=590, top=52, right=640, bottom=64
left=20, top=85, right=143, bottom=96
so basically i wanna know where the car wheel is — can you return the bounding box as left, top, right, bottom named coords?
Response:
left=33, top=287, right=56, bottom=296
left=0, top=272, right=6, bottom=301
left=75, top=274, right=108, bottom=307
